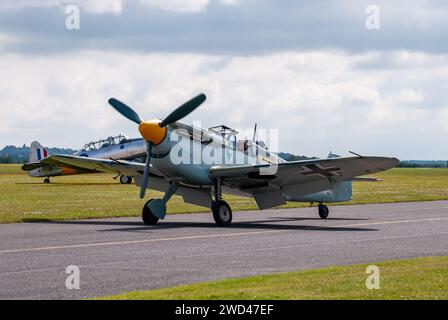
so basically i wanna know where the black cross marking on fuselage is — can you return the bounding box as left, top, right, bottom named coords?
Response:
left=298, top=164, right=343, bottom=178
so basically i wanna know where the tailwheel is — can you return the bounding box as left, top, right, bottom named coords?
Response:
left=318, top=204, right=329, bottom=219
left=119, top=175, right=133, bottom=185
left=142, top=199, right=159, bottom=225
left=44, top=178, right=50, bottom=184
left=212, top=200, right=232, bottom=226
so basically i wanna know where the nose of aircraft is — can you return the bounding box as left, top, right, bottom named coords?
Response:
left=138, top=120, right=167, bottom=145
left=108, top=94, right=205, bottom=199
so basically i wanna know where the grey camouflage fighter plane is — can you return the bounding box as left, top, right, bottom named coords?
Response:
left=29, top=93, right=399, bottom=226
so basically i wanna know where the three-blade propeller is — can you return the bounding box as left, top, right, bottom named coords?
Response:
left=108, top=93, right=206, bottom=199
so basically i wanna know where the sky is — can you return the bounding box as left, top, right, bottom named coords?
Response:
left=0, top=0, right=447, bottom=160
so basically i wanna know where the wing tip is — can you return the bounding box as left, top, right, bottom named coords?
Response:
left=375, top=156, right=400, bottom=170
left=390, top=157, right=400, bottom=167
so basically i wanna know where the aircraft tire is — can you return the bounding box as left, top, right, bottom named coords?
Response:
left=119, top=175, right=133, bottom=184
left=44, top=178, right=50, bottom=184
left=142, top=199, right=159, bottom=225
left=318, top=204, right=329, bottom=219
left=212, top=200, right=232, bottom=226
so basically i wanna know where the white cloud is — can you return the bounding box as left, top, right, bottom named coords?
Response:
left=220, top=0, right=240, bottom=5
left=0, top=0, right=59, bottom=11
left=1, top=0, right=448, bottom=55
left=0, top=33, right=20, bottom=48
left=0, top=50, right=447, bottom=159
left=0, top=0, right=124, bottom=15
left=0, top=0, right=240, bottom=15
left=139, top=0, right=210, bottom=13
left=0, top=0, right=218, bottom=14
left=394, top=89, right=424, bottom=103
left=98, top=0, right=240, bottom=14
left=81, top=0, right=124, bottom=15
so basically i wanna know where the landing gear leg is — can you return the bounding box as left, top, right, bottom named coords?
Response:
left=211, top=178, right=232, bottom=226
left=142, top=181, right=179, bottom=225
left=318, top=203, right=329, bottom=219
left=44, top=178, right=50, bottom=184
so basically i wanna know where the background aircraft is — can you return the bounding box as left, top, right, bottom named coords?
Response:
left=22, top=134, right=146, bottom=184
left=36, top=93, right=399, bottom=226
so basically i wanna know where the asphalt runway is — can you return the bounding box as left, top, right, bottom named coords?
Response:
left=1, top=201, right=448, bottom=299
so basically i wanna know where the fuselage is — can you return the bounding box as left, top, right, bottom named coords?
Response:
left=148, top=122, right=285, bottom=186
left=28, top=123, right=285, bottom=183
left=29, top=138, right=147, bottom=178
left=75, top=138, right=146, bottom=160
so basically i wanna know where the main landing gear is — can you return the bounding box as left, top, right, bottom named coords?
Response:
left=140, top=179, right=233, bottom=227
left=44, top=178, right=50, bottom=184
left=119, top=175, right=133, bottom=185
left=212, top=178, right=232, bottom=226
left=318, top=203, right=329, bottom=219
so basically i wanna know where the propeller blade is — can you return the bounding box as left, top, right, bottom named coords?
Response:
left=108, top=98, right=143, bottom=125
left=159, top=93, right=206, bottom=127
left=140, top=142, right=152, bottom=199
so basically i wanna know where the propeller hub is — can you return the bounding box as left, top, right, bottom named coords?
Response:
left=138, top=120, right=167, bottom=145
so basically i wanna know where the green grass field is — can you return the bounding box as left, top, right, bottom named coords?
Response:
left=1, top=164, right=448, bottom=224
left=98, top=256, right=448, bottom=300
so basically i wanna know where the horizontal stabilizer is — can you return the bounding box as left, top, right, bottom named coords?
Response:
left=21, top=162, right=47, bottom=171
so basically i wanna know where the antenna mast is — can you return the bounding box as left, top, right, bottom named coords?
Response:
left=252, top=123, right=258, bottom=142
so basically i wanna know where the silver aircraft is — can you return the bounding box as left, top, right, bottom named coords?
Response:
left=27, top=93, right=399, bottom=226
left=22, top=134, right=146, bottom=184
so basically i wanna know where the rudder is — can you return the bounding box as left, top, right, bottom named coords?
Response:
left=29, top=141, right=49, bottom=163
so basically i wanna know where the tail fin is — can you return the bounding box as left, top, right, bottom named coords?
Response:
left=29, top=141, right=49, bottom=163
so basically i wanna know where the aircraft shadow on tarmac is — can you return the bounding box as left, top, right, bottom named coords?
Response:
left=34, top=216, right=376, bottom=233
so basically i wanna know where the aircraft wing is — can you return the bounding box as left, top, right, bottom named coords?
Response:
left=40, top=155, right=212, bottom=207
left=209, top=156, right=398, bottom=181
left=209, top=156, right=399, bottom=208
left=21, top=157, right=91, bottom=172
left=22, top=155, right=148, bottom=177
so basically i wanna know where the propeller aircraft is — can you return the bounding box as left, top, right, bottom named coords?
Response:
left=29, top=93, right=399, bottom=226
left=22, top=134, right=147, bottom=184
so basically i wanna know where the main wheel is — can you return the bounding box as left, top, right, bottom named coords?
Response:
left=44, top=178, right=50, bottom=184
left=318, top=204, right=329, bottom=219
left=119, top=175, right=133, bottom=185
left=212, top=200, right=232, bottom=226
left=142, top=199, right=159, bottom=225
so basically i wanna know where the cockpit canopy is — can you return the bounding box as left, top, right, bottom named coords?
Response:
left=209, top=125, right=239, bottom=148
left=81, top=134, right=129, bottom=151
left=208, top=124, right=271, bottom=156
left=208, top=125, right=239, bottom=137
